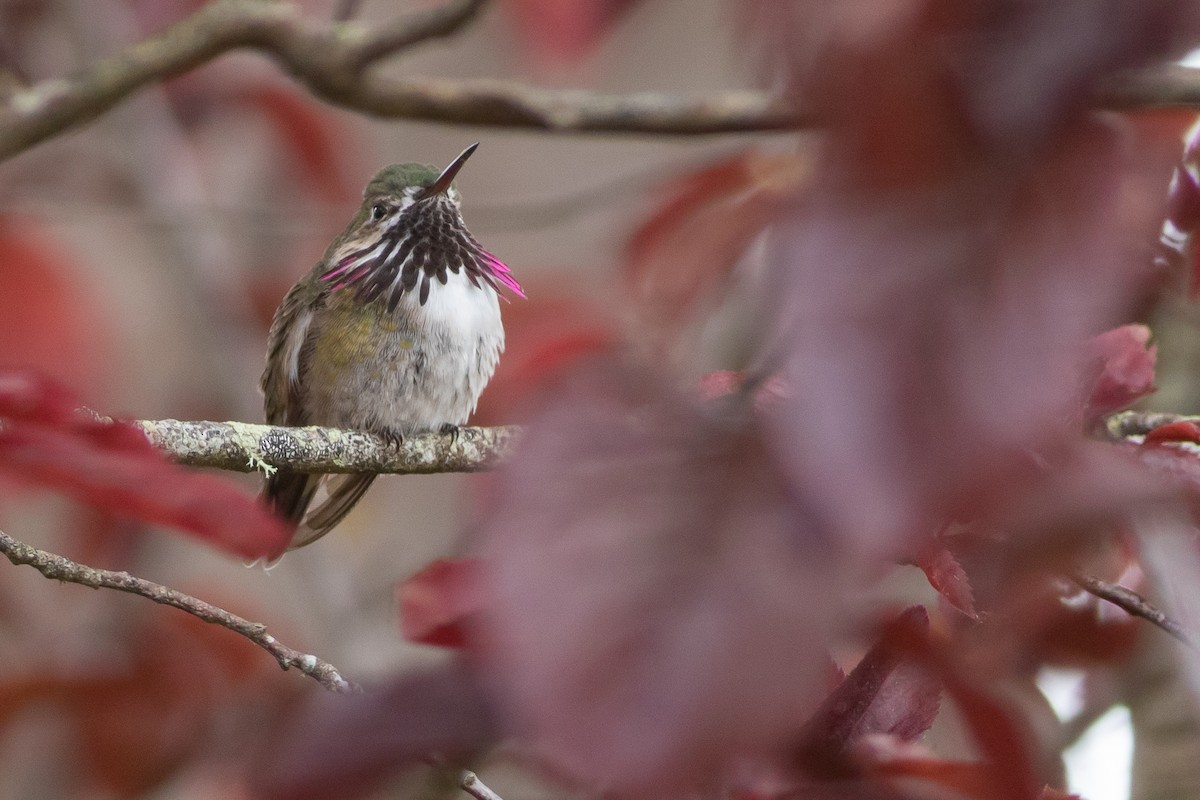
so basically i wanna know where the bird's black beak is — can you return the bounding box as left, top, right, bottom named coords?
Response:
left=418, top=142, right=478, bottom=200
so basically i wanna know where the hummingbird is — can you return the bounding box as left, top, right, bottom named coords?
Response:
left=260, top=143, right=523, bottom=548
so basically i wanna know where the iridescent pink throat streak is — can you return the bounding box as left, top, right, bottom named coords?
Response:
left=319, top=201, right=524, bottom=309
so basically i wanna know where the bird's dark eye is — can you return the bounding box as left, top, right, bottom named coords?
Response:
left=370, top=203, right=387, bottom=221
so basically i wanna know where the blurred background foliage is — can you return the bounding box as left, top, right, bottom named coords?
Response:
left=2, top=2, right=1200, bottom=800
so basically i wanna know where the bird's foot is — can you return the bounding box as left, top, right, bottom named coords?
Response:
left=439, top=423, right=461, bottom=444
left=379, top=428, right=405, bottom=449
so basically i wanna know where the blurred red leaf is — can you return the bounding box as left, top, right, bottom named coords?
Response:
left=869, top=748, right=1080, bottom=800
left=773, top=1, right=1200, bottom=174
left=963, top=568, right=1139, bottom=670
left=475, top=359, right=836, bottom=796
left=886, top=611, right=1041, bottom=800
left=253, top=662, right=497, bottom=800
left=397, top=557, right=484, bottom=649
left=869, top=756, right=1010, bottom=800
left=232, top=85, right=359, bottom=206
left=625, top=151, right=807, bottom=339
left=870, top=756, right=995, bottom=798
left=0, top=606, right=276, bottom=797
left=1124, top=438, right=1200, bottom=495
left=0, top=215, right=115, bottom=395
left=78, top=607, right=275, bottom=795
left=797, top=606, right=941, bottom=778
left=1036, top=589, right=1140, bottom=667
left=0, top=371, right=289, bottom=560
left=916, top=544, right=978, bottom=620
left=768, top=72, right=1165, bottom=560
left=473, top=292, right=618, bottom=424
left=696, top=371, right=788, bottom=411
left=501, top=0, right=640, bottom=61
left=1082, top=324, right=1157, bottom=424
left=1144, top=420, right=1200, bottom=445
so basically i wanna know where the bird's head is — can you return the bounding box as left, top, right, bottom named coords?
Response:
left=320, top=143, right=523, bottom=306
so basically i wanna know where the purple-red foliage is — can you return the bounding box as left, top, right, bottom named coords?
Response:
left=797, top=607, right=941, bottom=778
left=0, top=216, right=115, bottom=396
left=475, top=359, right=837, bottom=796
left=499, top=0, right=642, bottom=62
left=0, top=371, right=289, bottom=560
left=1083, top=324, right=1157, bottom=425
left=252, top=662, right=497, bottom=800
left=0, top=605, right=280, bottom=797
left=258, top=2, right=1200, bottom=800
left=916, top=543, right=979, bottom=620
left=396, top=557, right=483, bottom=650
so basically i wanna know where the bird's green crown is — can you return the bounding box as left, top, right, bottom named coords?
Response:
left=320, top=145, right=524, bottom=306
left=365, top=163, right=445, bottom=197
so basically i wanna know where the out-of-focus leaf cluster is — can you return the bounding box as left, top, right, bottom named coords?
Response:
left=6, top=1, right=1200, bottom=799
left=255, top=3, right=1200, bottom=800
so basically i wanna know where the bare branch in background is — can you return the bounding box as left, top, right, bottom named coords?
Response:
left=128, top=418, right=519, bottom=474
left=1073, top=573, right=1191, bottom=645
left=1, top=0, right=1195, bottom=160
left=1095, top=64, right=1200, bottom=111
left=0, top=528, right=353, bottom=692
left=0, top=0, right=802, bottom=160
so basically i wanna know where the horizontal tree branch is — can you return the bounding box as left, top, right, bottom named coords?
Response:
left=1104, top=409, right=1198, bottom=439
left=0, top=0, right=802, bottom=160
left=0, top=527, right=353, bottom=692
left=1073, top=572, right=1191, bottom=645
left=1094, top=64, right=1200, bottom=111
left=130, top=418, right=519, bottom=474
left=1, top=0, right=1195, bottom=163
left=3, top=0, right=1198, bottom=161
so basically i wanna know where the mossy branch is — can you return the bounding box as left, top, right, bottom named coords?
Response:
left=129, top=419, right=520, bottom=474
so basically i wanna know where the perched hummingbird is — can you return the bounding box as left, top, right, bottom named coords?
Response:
left=260, top=143, right=523, bottom=548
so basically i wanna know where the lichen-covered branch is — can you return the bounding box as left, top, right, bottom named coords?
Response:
left=1105, top=409, right=1199, bottom=439
left=0, top=528, right=353, bottom=692
left=131, top=418, right=520, bottom=474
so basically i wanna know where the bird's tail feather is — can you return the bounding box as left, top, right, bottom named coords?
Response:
left=263, top=471, right=377, bottom=550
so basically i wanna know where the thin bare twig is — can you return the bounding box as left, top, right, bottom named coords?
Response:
left=460, top=771, right=505, bottom=800
left=1073, top=572, right=1191, bottom=646
left=0, top=528, right=353, bottom=692
left=127, top=418, right=519, bottom=474
left=349, top=0, right=487, bottom=68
